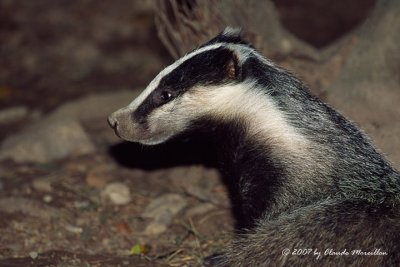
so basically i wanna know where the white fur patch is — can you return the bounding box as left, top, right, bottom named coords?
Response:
left=184, top=83, right=311, bottom=156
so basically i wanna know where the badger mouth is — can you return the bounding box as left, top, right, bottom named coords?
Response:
left=112, top=127, right=122, bottom=139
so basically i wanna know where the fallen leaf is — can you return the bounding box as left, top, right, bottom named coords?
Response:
left=130, top=243, right=150, bottom=255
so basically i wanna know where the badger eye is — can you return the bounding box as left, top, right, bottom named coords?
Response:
left=160, top=90, right=173, bottom=101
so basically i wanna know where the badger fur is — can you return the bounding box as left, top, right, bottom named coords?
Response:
left=108, top=28, right=400, bottom=266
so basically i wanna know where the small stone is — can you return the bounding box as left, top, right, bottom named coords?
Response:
left=101, top=182, right=131, bottom=205
left=102, top=238, right=111, bottom=246
left=32, top=178, right=53, bottom=192
left=43, top=195, right=53, bottom=203
left=29, top=251, right=38, bottom=259
left=73, top=200, right=90, bottom=209
left=144, top=221, right=167, bottom=236
left=65, top=224, right=83, bottom=234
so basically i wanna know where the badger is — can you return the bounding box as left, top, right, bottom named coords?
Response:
left=108, top=28, right=400, bottom=266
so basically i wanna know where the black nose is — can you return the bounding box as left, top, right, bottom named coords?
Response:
left=108, top=115, right=118, bottom=129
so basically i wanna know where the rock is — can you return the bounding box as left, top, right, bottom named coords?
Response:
left=0, top=90, right=141, bottom=163
left=101, top=182, right=131, bottom=205
left=0, top=119, right=95, bottom=163
left=169, top=166, right=222, bottom=203
left=142, top=194, right=187, bottom=235
left=142, top=193, right=187, bottom=218
left=48, top=90, right=141, bottom=146
left=0, top=106, right=28, bottom=124
left=43, top=195, right=53, bottom=203
left=46, top=90, right=139, bottom=123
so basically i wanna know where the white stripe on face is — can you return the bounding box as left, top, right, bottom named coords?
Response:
left=127, top=43, right=225, bottom=111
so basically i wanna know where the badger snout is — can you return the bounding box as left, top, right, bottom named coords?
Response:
left=107, top=111, right=121, bottom=138
left=108, top=107, right=156, bottom=144
left=107, top=114, right=118, bottom=129
left=108, top=109, right=132, bottom=140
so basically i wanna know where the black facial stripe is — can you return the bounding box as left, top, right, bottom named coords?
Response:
left=133, top=96, right=157, bottom=124
left=159, top=47, right=237, bottom=90
left=133, top=47, right=239, bottom=123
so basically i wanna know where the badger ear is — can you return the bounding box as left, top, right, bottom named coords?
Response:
left=202, top=27, right=250, bottom=48
left=226, top=51, right=241, bottom=80
left=221, top=27, right=244, bottom=44
left=217, top=27, right=250, bottom=45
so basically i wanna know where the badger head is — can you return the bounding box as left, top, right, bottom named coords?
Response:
left=108, top=28, right=259, bottom=145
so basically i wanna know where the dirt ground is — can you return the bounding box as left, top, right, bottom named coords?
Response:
left=0, top=144, right=234, bottom=267
left=0, top=1, right=398, bottom=267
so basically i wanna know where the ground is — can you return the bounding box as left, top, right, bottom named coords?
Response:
left=0, top=1, right=398, bottom=267
left=0, top=145, right=234, bottom=266
left=0, top=1, right=233, bottom=266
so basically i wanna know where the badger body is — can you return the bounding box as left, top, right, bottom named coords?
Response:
left=109, top=28, right=400, bottom=266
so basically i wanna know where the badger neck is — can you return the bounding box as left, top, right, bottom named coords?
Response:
left=194, top=82, right=400, bottom=229
left=194, top=83, right=330, bottom=228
